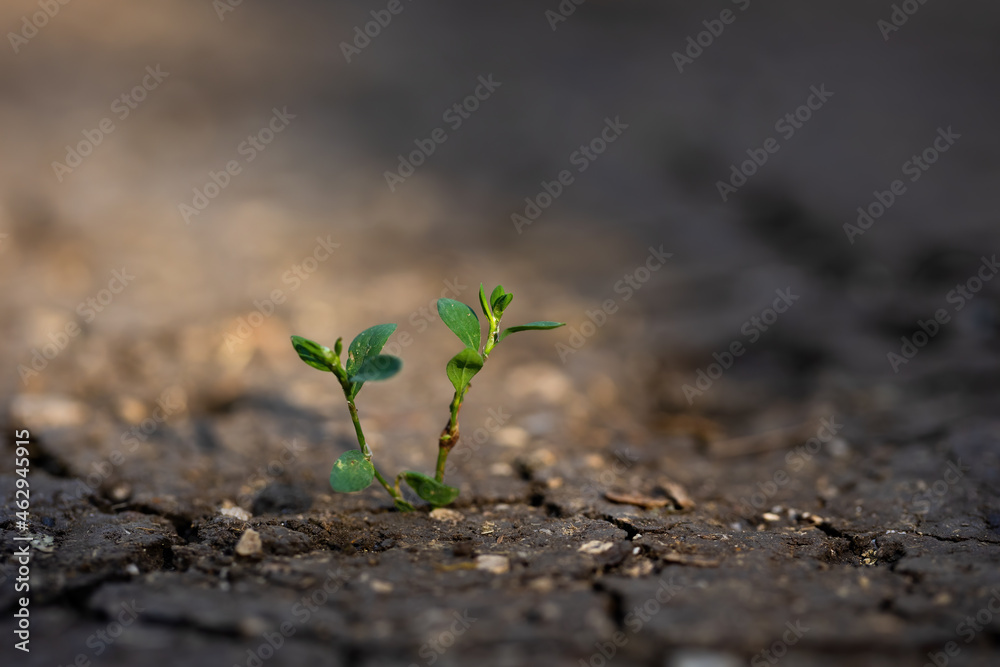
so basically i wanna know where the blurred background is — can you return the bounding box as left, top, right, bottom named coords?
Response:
left=3, top=1, right=999, bottom=364
left=2, top=0, right=1000, bottom=504
left=3, top=0, right=998, bottom=387
left=3, top=1, right=1000, bottom=665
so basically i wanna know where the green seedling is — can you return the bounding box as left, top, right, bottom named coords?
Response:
left=434, top=284, right=564, bottom=484
left=290, top=325, right=413, bottom=510
left=290, top=284, right=564, bottom=510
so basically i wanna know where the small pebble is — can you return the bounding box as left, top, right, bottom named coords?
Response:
left=115, top=396, right=147, bottom=424
left=235, top=528, right=262, bottom=556
left=220, top=504, right=252, bottom=521
left=109, top=483, right=132, bottom=503
left=494, top=426, right=529, bottom=448
left=624, top=560, right=654, bottom=578
left=828, top=437, right=850, bottom=458
left=489, top=462, right=514, bottom=477
left=429, top=508, right=463, bottom=522
left=527, top=449, right=556, bottom=468
left=528, top=577, right=555, bottom=593
left=475, top=554, right=509, bottom=574
left=578, top=540, right=614, bottom=555
left=11, top=394, right=89, bottom=429
left=371, top=579, right=394, bottom=593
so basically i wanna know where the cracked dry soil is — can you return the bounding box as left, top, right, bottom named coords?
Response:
left=2, top=314, right=999, bottom=667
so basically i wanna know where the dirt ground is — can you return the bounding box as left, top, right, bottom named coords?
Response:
left=2, top=2, right=1000, bottom=666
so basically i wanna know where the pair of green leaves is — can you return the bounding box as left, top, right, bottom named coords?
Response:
left=481, top=284, right=513, bottom=323
left=437, top=297, right=485, bottom=395
left=439, top=285, right=564, bottom=394
left=328, top=451, right=458, bottom=506
left=291, top=324, right=401, bottom=401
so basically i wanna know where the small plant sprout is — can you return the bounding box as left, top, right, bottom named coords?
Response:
left=434, top=284, right=564, bottom=485
left=290, top=284, right=564, bottom=511
left=290, top=326, right=413, bottom=510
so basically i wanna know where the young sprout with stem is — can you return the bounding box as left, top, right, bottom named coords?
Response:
left=434, top=283, right=564, bottom=483
left=290, top=283, right=564, bottom=510
left=290, top=326, right=414, bottom=510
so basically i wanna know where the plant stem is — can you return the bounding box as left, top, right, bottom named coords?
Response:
left=371, top=464, right=397, bottom=498
left=346, top=400, right=371, bottom=458
left=434, top=446, right=449, bottom=483
left=435, top=391, right=463, bottom=481
left=345, top=397, right=412, bottom=509
left=482, top=330, right=498, bottom=361
left=436, top=317, right=501, bottom=482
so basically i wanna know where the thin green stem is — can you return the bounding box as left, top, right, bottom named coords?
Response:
left=434, top=445, right=449, bottom=482
left=343, top=392, right=412, bottom=510
left=483, top=311, right=498, bottom=359
left=448, top=391, right=463, bottom=431
left=346, top=400, right=371, bottom=459
left=482, top=331, right=498, bottom=361
left=371, top=465, right=396, bottom=497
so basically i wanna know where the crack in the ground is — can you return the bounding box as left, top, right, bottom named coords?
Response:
left=810, top=519, right=846, bottom=538
left=588, top=512, right=641, bottom=540
left=26, top=432, right=75, bottom=478
left=112, top=502, right=199, bottom=545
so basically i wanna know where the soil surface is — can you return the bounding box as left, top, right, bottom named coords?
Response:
left=2, top=2, right=1000, bottom=666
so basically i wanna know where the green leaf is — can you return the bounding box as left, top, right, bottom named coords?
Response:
left=346, top=324, right=397, bottom=376
left=493, top=293, right=513, bottom=316
left=478, top=283, right=494, bottom=321
left=329, top=450, right=375, bottom=493
left=291, top=335, right=337, bottom=372
left=401, top=471, right=460, bottom=507
left=437, top=299, right=481, bottom=351
left=349, top=354, right=402, bottom=382
left=489, top=286, right=513, bottom=316
left=446, top=348, right=484, bottom=394
left=498, top=321, right=565, bottom=342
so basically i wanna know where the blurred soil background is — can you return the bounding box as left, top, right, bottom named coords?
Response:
left=1, top=1, right=999, bottom=666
